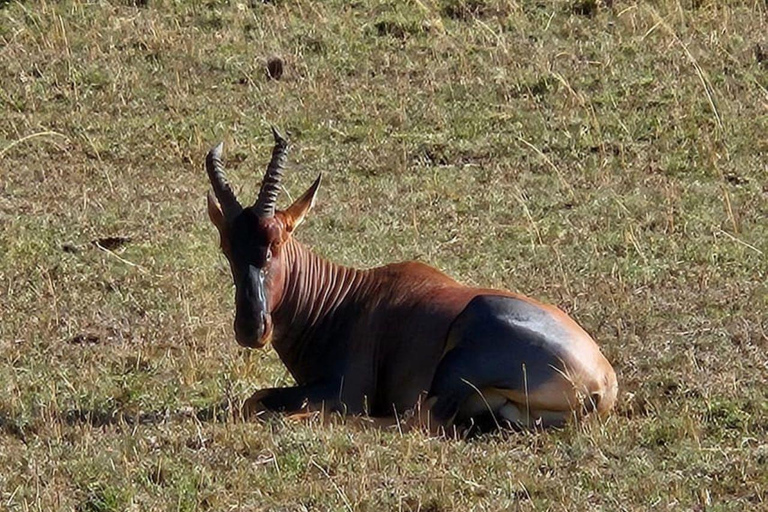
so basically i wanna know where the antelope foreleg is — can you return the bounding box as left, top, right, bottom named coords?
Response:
left=241, top=382, right=341, bottom=420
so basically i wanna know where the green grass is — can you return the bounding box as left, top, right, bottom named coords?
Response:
left=1, top=0, right=767, bottom=509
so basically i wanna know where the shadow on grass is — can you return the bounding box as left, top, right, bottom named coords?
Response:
left=0, top=399, right=238, bottom=441
left=59, top=400, right=236, bottom=428
left=193, top=399, right=234, bottom=423
left=0, top=411, right=32, bottom=444
left=62, top=408, right=170, bottom=428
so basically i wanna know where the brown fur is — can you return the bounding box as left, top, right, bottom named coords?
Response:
left=207, top=146, right=617, bottom=431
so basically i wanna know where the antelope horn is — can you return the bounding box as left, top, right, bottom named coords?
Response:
left=253, top=126, right=288, bottom=218
left=206, top=142, right=243, bottom=220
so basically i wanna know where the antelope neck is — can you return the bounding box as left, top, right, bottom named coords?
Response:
left=269, top=238, right=373, bottom=378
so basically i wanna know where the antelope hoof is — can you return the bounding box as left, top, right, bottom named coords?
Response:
left=241, top=390, right=273, bottom=420
left=286, top=411, right=322, bottom=422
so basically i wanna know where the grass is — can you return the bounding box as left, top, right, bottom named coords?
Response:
left=1, top=0, right=766, bottom=509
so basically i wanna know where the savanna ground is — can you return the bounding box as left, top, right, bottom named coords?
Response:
left=1, top=0, right=767, bottom=510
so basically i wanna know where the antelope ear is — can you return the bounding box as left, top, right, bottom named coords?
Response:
left=207, top=190, right=226, bottom=232
left=283, top=175, right=321, bottom=233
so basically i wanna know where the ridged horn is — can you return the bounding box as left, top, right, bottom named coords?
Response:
left=206, top=142, right=243, bottom=220
left=253, top=126, right=288, bottom=218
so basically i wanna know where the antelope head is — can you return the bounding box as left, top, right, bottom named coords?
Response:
left=205, top=128, right=321, bottom=348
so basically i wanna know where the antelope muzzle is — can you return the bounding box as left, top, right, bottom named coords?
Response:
left=234, top=266, right=272, bottom=348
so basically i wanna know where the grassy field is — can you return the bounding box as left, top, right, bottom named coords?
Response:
left=1, top=0, right=767, bottom=510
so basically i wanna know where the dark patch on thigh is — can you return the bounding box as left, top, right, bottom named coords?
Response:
left=428, top=295, right=566, bottom=423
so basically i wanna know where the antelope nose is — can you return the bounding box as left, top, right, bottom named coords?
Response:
left=235, top=318, right=265, bottom=348
left=233, top=266, right=270, bottom=348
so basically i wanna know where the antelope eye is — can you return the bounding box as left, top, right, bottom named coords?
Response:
left=265, top=249, right=272, bottom=263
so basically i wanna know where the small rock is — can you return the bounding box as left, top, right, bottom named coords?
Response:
left=61, top=243, right=81, bottom=254
left=755, top=43, right=766, bottom=66
left=724, top=173, right=749, bottom=185
left=91, top=236, right=132, bottom=250
left=68, top=333, right=101, bottom=345
left=266, top=56, right=284, bottom=80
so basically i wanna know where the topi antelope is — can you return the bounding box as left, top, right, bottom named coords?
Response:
left=204, top=128, right=617, bottom=432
